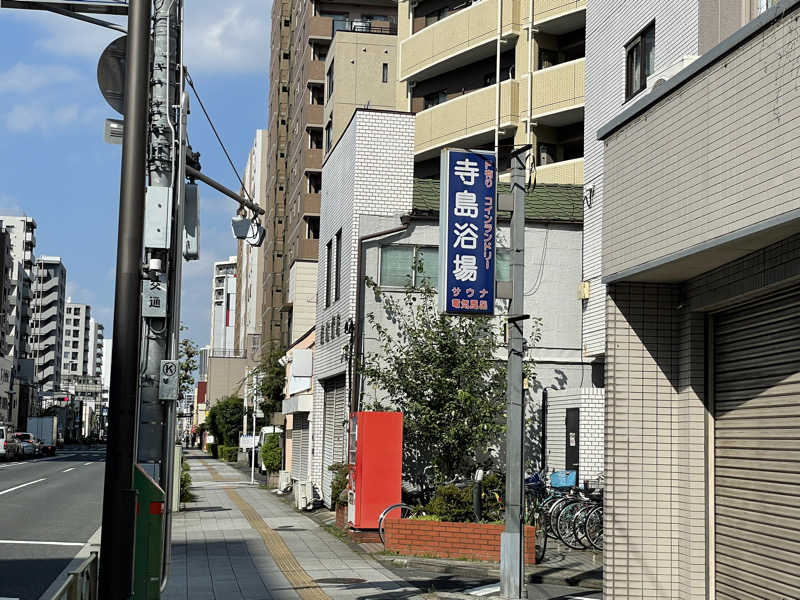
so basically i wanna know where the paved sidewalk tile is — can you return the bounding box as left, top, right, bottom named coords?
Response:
left=163, top=450, right=425, bottom=600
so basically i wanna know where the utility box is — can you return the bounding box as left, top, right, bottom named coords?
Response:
left=134, top=464, right=165, bottom=599
left=347, top=411, right=402, bottom=529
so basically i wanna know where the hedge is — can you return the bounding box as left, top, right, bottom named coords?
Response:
left=217, top=445, right=227, bottom=460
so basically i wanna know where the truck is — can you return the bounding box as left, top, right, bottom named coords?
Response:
left=27, top=416, right=58, bottom=455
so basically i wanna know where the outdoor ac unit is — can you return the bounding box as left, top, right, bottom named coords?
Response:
left=278, top=470, right=291, bottom=491
left=295, top=480, right=313, bottom=510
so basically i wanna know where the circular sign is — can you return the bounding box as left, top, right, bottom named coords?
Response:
left=162, top=362, right=177, bottom=377
left=97, top=35, right=127, bottom=115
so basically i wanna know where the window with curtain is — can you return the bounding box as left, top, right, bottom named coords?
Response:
left=625, top=21, right=655, bottom=101
left=380, top=246, right=413, bottom=287
left=416, top=246, right=439, bottom=289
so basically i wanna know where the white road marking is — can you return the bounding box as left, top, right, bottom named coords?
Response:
left=83, top=462, right=92, bottom=466
left=0, top=540, right=84, bottom=547
left=63, top=468, right=75, bottom=473
left=0, top=478, right=46, bottom=496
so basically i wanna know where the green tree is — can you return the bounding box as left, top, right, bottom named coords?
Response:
left=206, top=396, right=245, bottom=446
left=253, top=346, right=286, bottom=415
left=260, top=432, right=282, bottom=474
left=360, top=276, right=539, bottom=486
left=178, top=324, right=198, bottom=400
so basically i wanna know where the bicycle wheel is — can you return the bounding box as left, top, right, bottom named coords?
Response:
left=585, top=505, right=603, bottom=551
left=533, top=506, right=548, bottom=563
left=572, top=503, right=594, bottom=549
left=547, top=498, right=573, bottom=540
left=377, top=503, right=417, bottom=545
left=556, top=500, right=585, bottom=549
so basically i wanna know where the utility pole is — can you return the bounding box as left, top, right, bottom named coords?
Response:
left=500, top=147, right=528, bottom=599
left=98, top=0, right=152, bottom=596
left=136, top=0, right=184, bottom=587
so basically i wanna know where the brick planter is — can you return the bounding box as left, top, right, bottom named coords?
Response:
left=384, top=519, right=539, bottom=564
left=336, top=503, right=346, bottom=529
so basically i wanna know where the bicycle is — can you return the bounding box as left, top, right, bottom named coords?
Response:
left=524, top=473, right=548, bottom=563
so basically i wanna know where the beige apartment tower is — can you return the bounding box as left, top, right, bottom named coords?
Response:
left=395, top=0, right=585, bottom=181
left=265, top=0, right=398, bottom=350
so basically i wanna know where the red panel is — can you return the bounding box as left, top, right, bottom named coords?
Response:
left=349, top=411, right=402, bottom=529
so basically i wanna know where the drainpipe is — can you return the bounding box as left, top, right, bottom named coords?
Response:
left=349, top=215, right=412, bottom=414
left=495, top=0, right=503, bottom=156
left=528, top=0, right=535, bottom=178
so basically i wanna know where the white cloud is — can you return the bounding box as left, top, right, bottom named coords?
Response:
left=183, top=1, right=270, bottom=75
left=3, top=103, right=81, bottom=133
left=8, top=1, right=269, bottom=75
left=0, top=62, right=82, bottom=94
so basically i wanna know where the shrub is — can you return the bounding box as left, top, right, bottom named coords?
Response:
left=424, top=484, right=474, bottom=523
left=329, top=463, right=349, bottom=507
left=180, top=466, right=193, bottom=502
left=222, top=446, right=238, bottom=462
left=217, top=444, right=227, bottom=460
left=207, top=443, right=218, bottom=459
left=260, top=433, right=282, bottom=474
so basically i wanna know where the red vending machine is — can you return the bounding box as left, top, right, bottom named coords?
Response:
left=347, top=411, right=402, bottom=529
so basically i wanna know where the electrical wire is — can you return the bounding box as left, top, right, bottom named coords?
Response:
left=184, top=68, right=256, bottom=207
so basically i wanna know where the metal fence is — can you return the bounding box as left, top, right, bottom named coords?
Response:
left=49, top=551, right=98, bottom=600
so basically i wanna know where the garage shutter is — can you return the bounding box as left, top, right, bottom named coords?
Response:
left=714, top=286, right=800, bottom=599
left=291, top=413, right=309, bottom=482
left=322, top=375, right=347, bottom=507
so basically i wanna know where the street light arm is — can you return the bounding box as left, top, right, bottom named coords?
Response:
left=185, top=165, right=265, bottom=216
left=42, top=4, right=127, bottom=33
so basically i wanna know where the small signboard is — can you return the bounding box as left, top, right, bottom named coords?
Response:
left=1, top=0, right=128, bottom=15
left=439, top=148, right=497, bottom=316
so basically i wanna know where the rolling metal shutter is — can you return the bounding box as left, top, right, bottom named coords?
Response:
left=291, top=413, right=309, bottom=482
left=322, top=375, right=347, bottom=507
left=714, top=286, right=800, bottom=599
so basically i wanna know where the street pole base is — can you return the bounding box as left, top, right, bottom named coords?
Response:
left=500, top=531, right=523, bottom=599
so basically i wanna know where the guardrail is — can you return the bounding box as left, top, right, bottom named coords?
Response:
left=49, top=551, right=99, bottom=600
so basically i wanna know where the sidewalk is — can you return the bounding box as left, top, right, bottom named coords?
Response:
left=163, top=450, right=428, bottom=599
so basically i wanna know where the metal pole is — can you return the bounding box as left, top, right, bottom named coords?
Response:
left=98, top=0, right=151, bottom=596
left=500, top=148, right=527, bottom=599
left=251, top=404, right=256, bottom=485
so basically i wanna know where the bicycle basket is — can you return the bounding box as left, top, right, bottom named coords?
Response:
left=549, top=470, right=577, bottom=489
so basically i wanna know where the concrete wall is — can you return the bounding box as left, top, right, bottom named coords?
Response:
left=545, top=388, right=604, bottom=480
left=288, top=261, right=318, bottom=344
left=324, top=31, right=398, bottom=148
left=206, top=357, right=249, bottom=407
left=602, top=10, right=800, bottom=281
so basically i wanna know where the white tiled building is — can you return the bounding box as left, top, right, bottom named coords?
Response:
left=312, top=109, right=415, bottom=505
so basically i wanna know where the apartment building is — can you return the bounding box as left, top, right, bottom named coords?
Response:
left=394, top=0, right=585, bottom=182
left=235, top=131, right=267, bottom=363
left=585, top=1, right=789, bottom=597
left=30, top=256, right=67, bottom=394
left=88, top=319, right=104, bottom=378
left=0, top=217, right=37, bottom=426
left=210, top=256, right=237, bottom=353
left=61, top=303, right=92, bottom=377
left=0, top=229, right=13, bottom=421
left=264, top=0, right=399, bottom=351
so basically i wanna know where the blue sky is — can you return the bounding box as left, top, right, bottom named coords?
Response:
left=0, top=1, right=269, bottom=349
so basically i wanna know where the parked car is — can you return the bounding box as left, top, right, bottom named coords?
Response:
left=0, top=425, right=22, bottom=460
left=14, top=434, right=35, bottom=458
left=14, top=433, right=42, bottom=456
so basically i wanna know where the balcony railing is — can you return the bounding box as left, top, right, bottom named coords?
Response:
left=535, top=157, right=584, bottom=185
left=208, top=348, right=247, bottom=359
left=414, top=79, right=519, bottom=157
left=332, top=19, right=397, bottom=38
left=523, top=58, right=585, bottom=120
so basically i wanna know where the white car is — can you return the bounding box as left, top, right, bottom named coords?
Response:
left=0, top=425, right=22, bottom=461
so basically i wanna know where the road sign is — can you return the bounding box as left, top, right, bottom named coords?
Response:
left=98, top=36, right=127, bottom=114
left=1, top=0, right=128, bottom=14
left=439, top=148, right=497, bottom=316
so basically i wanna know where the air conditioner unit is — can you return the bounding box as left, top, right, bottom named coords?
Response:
left=278, top=470, right=291, bottom=491
left=294, top=480, right=313, bottom=510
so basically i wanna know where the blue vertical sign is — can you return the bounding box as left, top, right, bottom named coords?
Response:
left=439, top=148, right=497, bottom=315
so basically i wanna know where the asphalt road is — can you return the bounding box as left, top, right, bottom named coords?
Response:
left=0, top=448, right=105, bottom=600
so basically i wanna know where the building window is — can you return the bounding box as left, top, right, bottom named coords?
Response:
left=334, top=229, right=342, bottom=301
left=380, top=245, right=439, bottom=289
left=382, top=63, right=389, bottom=83
left=306, top=217, right=320, bottom=239
left=625, top=22, right=655, bottom=101
left=325, top=121, right=333, bottom=152
left=326, top=62, right=334, bottom=99
left=424, top=91, right=447, bottom=109
left=325, top=239, right=333, bottom=308
left=425, top=7, right=447, bottom=26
